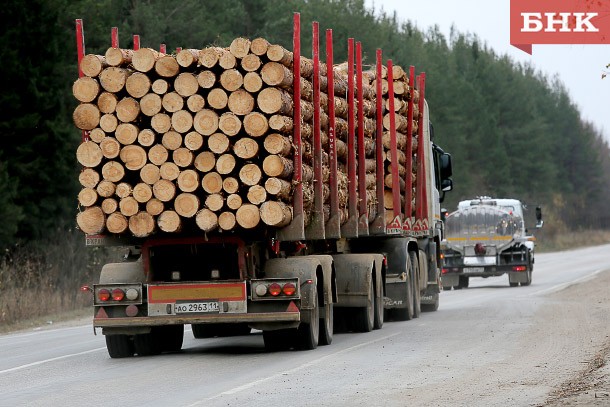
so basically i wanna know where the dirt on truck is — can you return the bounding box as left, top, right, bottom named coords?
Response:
left=72, top=13, right=453, bottom=358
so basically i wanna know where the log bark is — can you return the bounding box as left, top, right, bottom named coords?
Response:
left=101, top=198, right=118, bottom=215
left=115, top=123, right=139, bottom=145
left=218, top=211, right=236, bottom=231
left=228, top=90, right=254, bottom=116
left=96, top=180, right=116, bottom=198
left=158, top=210, right=182, bottom=233
left=268, top=115, right=293, bottom=133
left=383, top=112, right=409, bottom=133
left=160, top=161, right=180, bottom=181
left=250, top=38, right=270, bottom=56
left=79, top=168, right=100, bottom=188
left=194, top=151, right=216, bottom=173
left=129, top=212, right=156, bottom=237
left=77, top=206, right=105, bottom=234
left=233, top=137, right=259, bottom=159
left=155, top=55, right=180, bottom=78
left=215, top=153, right=236, bottom=175
left=195, top=208, right=218, bottom=232
left=174, top=192, right=199, bottom=218
left=173, top=147, right=194, bottom=168
left=239, top=163, right=263, bottom=186
left=208, top=132, right=230, bottom=154
left=140, top=163, right=160, bottom=185
left=146, top=198, right=164, bottom=216
left=226, top=193, right=242, bottom=210
left=119, top=196, right=139, bottom=217
left=205, top=193, right=224, bottom=212
left=264, top=177, right=292, bottom=200
left=241, top=53, right=261, bottom=72
left=257, top=88, right=293, bottom=115
left=125, top=72, right=150, bottom=98
left=202, top=172, right=223, bottom=194
left=207, top=88, right=228, bottom=110
left=262, top=155, right=293, bottom=178
left=78, top=188, right=98, bottom=207
left=236, top=204, right=260, bottom=229
left=120, top=145, right=147, bottom=170
left=193, top=109, right=219, bottom=136
left=99, top=137, right=120, bottom=159
left=184, top=131, right=204, bottom=151
left=247, top=185, right=267, bottom=205
left=229, top=37, right=251, bottom=58
left=220, top=69, right=243, bottom=92
left=186, top=95, right=206, bottom=113
left=115, top=182, right=132, bottom=199
left=223, top=177, right=239, bottom=194
left=80, top=54, right=107, bottom=77
left=148, top=144, right=169, bottom=166
left=76, top=141, right=103, bottom=167
left=133, top=183, right=153, bottom=203
left=152, top=179, right=176, bottom=202
left=243, top=72, right=263, bottom=93
left=197, top=70, right=216, bottom=89
left=97, top=92, right=117, bottom=114
left=99, top=67, right=129, bottom=93
left=171, top=110, right=193, bottom=134
left=174, top=72, right=199, bottom=97
left=162, top=92, right=184, bottom=113
left=176, top=49, right=199, bottom=68
left=101, top=160, right=124, bottom=182
left=73, top=77, right=100, bottom=103
left=73, top=103, right=100, bottom=131
left=382, top=131, right=408, bottom=151
left=151, top=113, right=171, bottom=133
left=99, top=113, right=118, bottom=133
left=140, top=93, right=162, bottom=116
left=263, top=133, right=292, bottom=156
left=243, top=112, right=268, bottom=137
left=218, top=112, right=242, bottom=136
left=151, top=79, right=169, bottom=95
left=260, top=201, right=292, bottom=227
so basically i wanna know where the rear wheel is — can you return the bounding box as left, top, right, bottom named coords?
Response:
left=458, top=276, right=469, bottom=289
left=134, top=329, right=162, bottom=356
left=296, top=283, right=319, bottom=350
left=354, top=277, right=374, bottom=332
left=410, top=252, right=421, bottom=319
left=373, top=276, right=384, bottom=330
left=105, top=334, right=134, bottom=358
left=509, top=282, right=519, bottom=287
left=319, top=300, right=334, bottom=346
left=394, top=265, right=414, bottom=321
left=421, top=292, right=440, bottom=312
left=521, top=269, right=532, bottom=286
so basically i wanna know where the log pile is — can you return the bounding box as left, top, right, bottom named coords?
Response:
left=73, top=37, right=417, bottom=238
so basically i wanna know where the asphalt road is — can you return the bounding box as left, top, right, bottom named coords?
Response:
left=1, top=244, right=609, bottom=407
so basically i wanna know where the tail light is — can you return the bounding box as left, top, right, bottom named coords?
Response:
left=441, top=268, right=448, bottom=274
left=474, top=243, right=486, bottom=256
left=512, top=265, right=527, bottom=272
left=98, top=288, right=111, bottom=302
left=282, top=282, right=296, bottom=296
left=111, top=288, right=125, bottom=301
left=268, top=283, right=282, bottom=296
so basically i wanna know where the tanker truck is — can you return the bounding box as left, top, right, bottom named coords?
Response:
left=441, top=197, right=542, bottom=289
left=73, top=13, right=453, bottom=358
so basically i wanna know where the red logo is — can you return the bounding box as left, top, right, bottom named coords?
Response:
left=510, top=0, right=610, bottom=54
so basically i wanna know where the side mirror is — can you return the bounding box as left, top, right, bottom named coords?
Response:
left=441, top=178, right=453, bottom=192
left=535, top=206, right=543, bottom=228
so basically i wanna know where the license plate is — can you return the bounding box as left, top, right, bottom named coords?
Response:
left=464, top=267, right=484, bottom=274
left=175, top=301, right=220, bottom=314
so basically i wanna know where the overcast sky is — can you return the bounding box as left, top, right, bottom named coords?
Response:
left=365, top=0, right=610, bottom=144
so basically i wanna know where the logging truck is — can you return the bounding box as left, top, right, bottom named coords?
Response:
left=441, top=197, right=543, bottom=289
left=74, top=14, right=453, bottom=358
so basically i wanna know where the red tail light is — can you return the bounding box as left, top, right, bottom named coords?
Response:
left=112, top=288, right=125, bottom=301
left=441, top=268, right=448, bottom=274
left=98, top=288, right=111, bottom=302
left=282, top=282, right=296, bottom=296
left=269, top=283, right=282, bottom=296
left=512, top=266, right=527, bottom=272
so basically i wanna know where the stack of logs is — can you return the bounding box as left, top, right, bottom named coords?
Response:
left=73, top=37, right=417, bottom=238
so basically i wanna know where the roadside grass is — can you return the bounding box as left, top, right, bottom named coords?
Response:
left=535, top=229, right=610, bottom=253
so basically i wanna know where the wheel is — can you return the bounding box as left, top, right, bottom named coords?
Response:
left=159, top=325, right=184, bottom=352
left=296, top=282, right=319, bottom=350
left=319, top=300, right=334, bottom=346
left=458, top=276, right=469, bottom=289
left=521, top=269, right=532, bottom=286
left=409, top=252, right=421, bottom=319
left=393, top=263, right=414, bottom=321
left=421, top=292, right=440, bottom=312
left=373, top=277, right=384, bottom=330
left=134, top=329, right=162, bottom=356
left=354, top=277, right=374, bottom=332
left=105, top=334, right=134, bottom=358
left=443, top=285, right=452, bottom=291
left=509, top=282, right=519, bottom=287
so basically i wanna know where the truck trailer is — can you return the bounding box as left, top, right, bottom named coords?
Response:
left=73, top=14, right=453, bottom=358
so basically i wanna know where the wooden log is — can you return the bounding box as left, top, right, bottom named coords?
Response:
left=195, top=208, right=218, bottom=232
left=173, top=147, right=194, bottom=168
left=243, top=112, right=268, bottom=137
left=233, top=138, right=259, bottom=159
left=384, top=173, right=405, bottom=191
left=151, top=79, right=169, bottom=95
left=101, top=160, right=124, bottom=182
left=250, top=38, right=270, bottom=56
left=186, top=94, right=206, bottom=113
left=125, top=72, right=151, bottom=98
left=99, top=137, right=120, bottom=159
left=175, top=192, right=199, bottom=218
left=247, top=185, right=267, bottom=205
left=159, top=162, right=180, bottom=181
left=219, top=112, right=242, bottom=136
left=115, top=182, right=132, bottom=199
left=223, top=177, right=239, bottom=194
left=239, top=163, right=262, bottom=186
left=73, top=103, right=100, bottom=131
left=76, top=206, right=105, bottom=235
left=133, top=183, right=153, bottom=203
left=199, top=47, right=222, bottom=68
left=80, top=54, right=107, bottom=77
left=96, top=180, right=116, bottom=198
left=155, top=55, right=180, bottom=78
left=197, top=70, right=216, bottom=89
left=266, top=44, right=292, bottom=66
left=140, top=163, right=160, bottom=185
left=76, top=141, right=103, bottom=167
left=193, top=109, right=219, bottom=136
left=226, top=193, right=242, bottom=210
left=218, top=211, right=236, bottom=231
left=257, top=88, right=293, bottom=115
left=384, top=148, right=406, bottom=166
left=264, top=177, right=292, bottom=200
left=161, top=130, right=182, bottom=151
left=241, top=53, right=261, bottom=72
left=87, top=128, right=105, bottom=143
left=146, top=198, right=164, bottom=216
left=205, top=193, right=224, bottom=212
left=220, top=69, right=243, bottom=92
left=120, top=145, right=147, bottom=170
left=176, top=48, right=199, bottom=68
left=382, top=131, right=407, bottom=151
left=79, top=168, right=100, bottom=188
left=129, top=212, right=156, bottom=237
left=140, top=93, right=162, bottom=116
left=176, top=169, right=199, bottom=192
left=184, top=131, right=204, bottom=151
left=228, top=90, right=254, bottom=116
left=158, top=210, right=182, bottom=233
left=78, top=187, right=98, bottom=207
left=101, top=198, right=118, bottom=215
left=383, top=112, right=409, bottom=133
left=219, top=50, right=237, bottom=70
left=148, top=144, right=169, bottom=166
left=99, top=67, right=129, bottom=93
left=171, top=110, right=193, bottom=134
left=119, top=196, right=139, bottom=217
left=132, top=48, right=161, bottom=72
left=207, top=88, right=228, bottom=110
left=174, top=73, right=199, bottom=97
left=260, top=201, right=292, bottom=227
left=162, top=92, right=184, bottom=113
left=207, top=132, right=230, bottom=154
left=99, top=113, right=117, bottom=133
left=261, top=62, right=292, bottom=88
left=236, top=204, right=260, bottom=229
left=151, top=113, right=171, bottom=133
left=97, top=92, right=117, bottom=114
left=115, top=123, right=138, bottom=145
left=216, top=153, right=236, bottom=175
left=243, top=72, right=263, bottom=93
left=194, top=151, right=216, bottom=173
left=201, top=172, right=223, bottom=194
left=262, top=155, right=293, bottom=178
left=268, top=114, right=293, bottom=133
left=263, top=133, right=292, bottom=156
left=230, top=37, right=251, bottom=58
left=73, top=77, right=100, bottom=103
left=152, top=179, right=176, bottom=202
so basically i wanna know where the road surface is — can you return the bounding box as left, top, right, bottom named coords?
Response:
left=1, top=244, right=609, bottom=406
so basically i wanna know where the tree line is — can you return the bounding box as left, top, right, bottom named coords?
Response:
left=1, top=0, right=609, bottom=250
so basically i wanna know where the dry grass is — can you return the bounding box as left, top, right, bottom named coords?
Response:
left=535, top=229, right=610, bottom=253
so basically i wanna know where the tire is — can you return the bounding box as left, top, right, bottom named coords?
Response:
left=410, top=252, right=421, bottom=319
left=159, top=325, right=184, bottom=352
left=393, top=263, right=414, bottom=321
left=296, top=283, right=319, bottom=350
left=373, top=277, right=384, bottom=330
left=354, top=277, right=374, bottom=332
left=105, top=334, right=134, bottom=358
left=319, top=300, right=334, bottom=346
left=421, top=292, right=440, bottom=312
left=458, top=276, right=469, bottom=289
left=509, top=282, right=519, bottom=287
left=134, top=329, right=162, bottom=356
left=521, top=269, right=532, bottom=286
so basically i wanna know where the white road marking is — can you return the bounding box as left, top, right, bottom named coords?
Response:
left=0, top=347, right=106, bottom=375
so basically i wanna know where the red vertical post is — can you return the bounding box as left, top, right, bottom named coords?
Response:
left=371, top=49, right=386, bottom=234
left=111, top=27, right=119, bottom=48
left=160, top=43, right=167, bottom=54
left=356, top=41, right=368, bottom=235
left=387, top=60, right=401, bottom=221
left=416, top=73, right=428, bottom=228
left=133, top=35, right=140, bottom=50
left=325, top=29, right=340, bottom=239
left=404, top=66, right=415, bottom=228
left=176, top=47, right=182, bottom=53
left=75, top=19, right=85, bottom=78
left=342, top=38, right=358, bottom=237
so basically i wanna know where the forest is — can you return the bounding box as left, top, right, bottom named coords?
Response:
left=2, top=0, right=610, bottom=252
